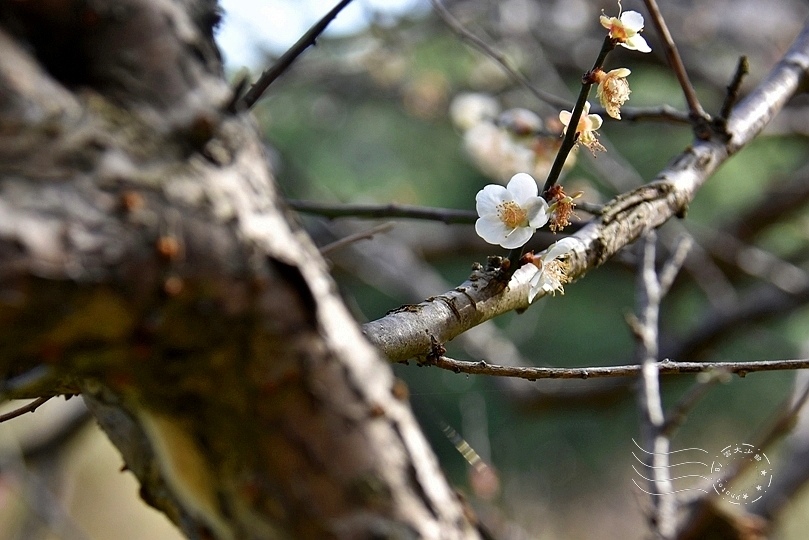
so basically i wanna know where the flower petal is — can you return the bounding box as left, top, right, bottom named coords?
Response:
left=475, top=184, right=510, bottom=216
left=620, top=10, right=645, bottom=32
left=499, top=226, right=533, bottom=249
left=543, top=237, right=581, bottom=261
left=510, top=263, right=539, bottom=288
left=527, top=269, right=547, bottom=302
left=525, top=197, right=550, bottom=228
left=506, top=173, right=539, bottom=203
left=540, top=274, right=563, bottom=294
left=588, top=114, right=603, bottom=131
left=624, top=34, right=651, bottom=53
left=475, top=215, right=510, bottom=245
left=609, top=68, right=631, bottom=77
left=558, top=110, right=572, bottom=127
left=599, top=14, right=614, bottom=30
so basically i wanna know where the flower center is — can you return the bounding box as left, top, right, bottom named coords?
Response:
left=577, top=117, right=592, bottom=134
left=606, top=78, right=630, bottom=102
left=497, top=201, right=528, bottom=229
left=544, top=260, right=571, bottom=292
left=609, top=22, right=631, bottom=40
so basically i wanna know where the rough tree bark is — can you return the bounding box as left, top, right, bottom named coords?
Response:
left=0, top=1, right=479, bottom=538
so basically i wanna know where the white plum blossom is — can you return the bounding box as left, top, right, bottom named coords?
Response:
left=511, top=237, right=582, bottom=302
left=464, top=123, right=536, bottom=182
left=459, top=106, right=573, bottom=184
left=594, top=68, right=632, bottom=120
left=600, top=10, right=652, bottom=53
left=475, top=173, right=550, bottom=249
left=559, top=101, right=604, bottom=154
left=449, top=93, right=500, bottom=131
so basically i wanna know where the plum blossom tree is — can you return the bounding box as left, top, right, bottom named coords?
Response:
left=2, top=1, right=809, bottom=539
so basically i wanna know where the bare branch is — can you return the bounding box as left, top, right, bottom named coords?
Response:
left=419, top=356, right=809, bottom=381
left=319, top=220, right=623, bottom=406
left=0, top=397, right=52, bottom=423
left=542, top=35, right=615, bottom=195
left=429, top=0, right=569, bottom=110
left=658, top=235, right=693, bottom=294
left=290, top=199, right=478, bottom=224
left=642, top=0, right=708, bottom=124
left=240, top=0, right=355, bottom=109
left=606, top=105, right=690, bottom=124
left=319, top=222, right=394, bottom=255
left=290, top=198, right=603, bottom=223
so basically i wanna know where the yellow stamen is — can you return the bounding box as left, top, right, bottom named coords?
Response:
left=497, top=201, right=527, bottom=229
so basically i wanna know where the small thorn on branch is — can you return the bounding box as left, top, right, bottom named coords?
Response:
left=0, top=396, right=52, bottom=423
left=719, top=55, right=750, bottom=121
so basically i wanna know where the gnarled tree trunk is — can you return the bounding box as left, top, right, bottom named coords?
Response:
left=0, top=1, right=478, bottom=538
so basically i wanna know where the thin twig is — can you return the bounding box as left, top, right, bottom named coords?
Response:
left=240, top=0, right=355, bottom=109
left=224, top=72, right=251, bottom=114
left=0, top=397, right=52, bottom=423
left=606, top=105, right=690, bottom=124
left=642, top=0, right=708, bottom=125
left=677, top=231, right=739, bottom=311
left=660, top=371, right=728, bottom=438
left=429, top=0, right=569, bottom=110
left=421, top=356, right=809, bottom=381
left=288, top=199, right=478, bottom=224
left=658, top=235, right=693, bottom=294
left=541, top=35, right=615, bottom=195
left=319, top=222, right=395, bottom=255
left=719, top=56, right=750, bottom=120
